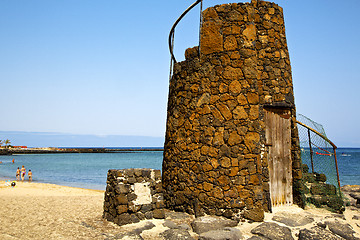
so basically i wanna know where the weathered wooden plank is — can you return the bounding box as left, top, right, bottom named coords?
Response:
left=265, top=109, right=293, bottom=207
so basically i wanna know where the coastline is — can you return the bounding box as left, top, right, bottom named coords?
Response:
left=0, top=180, right=104, bottom=196
left=0, top=151, right=164, bottom=191
left=0, top=172, right=107, bottom=191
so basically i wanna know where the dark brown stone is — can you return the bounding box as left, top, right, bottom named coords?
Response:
left=243, top=205, right=264, bottom=222
left=185, top=46, right=199, bottom=60
left=115, top=184, right=130, bottom=194
left=153, top=209, right=165, bottom=219
left=223, top=66, right=244, bottom=81
left=201, top=21, right=223, bottom=55
left=233, top=106, right=248, bottom=120
left=116, top=194, right=128, bottom=205
left=116, top=213, right=132, bottom=226
left=251, top=222, right=293, bottom=239
left=315, top=173, right=327, bottom=183
left=116, top=205, right=128, bottom=214
left=311, top=184, right=336, bottom=196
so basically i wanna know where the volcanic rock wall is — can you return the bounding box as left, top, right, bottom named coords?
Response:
left=103, top=169, right=165, bottom=226
left=162, top=0, right=302, bottom=221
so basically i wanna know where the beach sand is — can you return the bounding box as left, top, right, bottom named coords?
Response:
left=0, top=181, right=126, bottom=239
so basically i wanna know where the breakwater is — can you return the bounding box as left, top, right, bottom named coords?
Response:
left=0, top=148, right=163, bottom=155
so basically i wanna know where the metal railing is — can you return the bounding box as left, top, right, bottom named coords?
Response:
left=168, top=0, right=203, bottom=79
left=297, top=120, right=341, bottom=190
left=169, top=0, right=203, bottom=63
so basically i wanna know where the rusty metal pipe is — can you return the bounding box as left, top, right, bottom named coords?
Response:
left=333, top=148, right=341, bottom=190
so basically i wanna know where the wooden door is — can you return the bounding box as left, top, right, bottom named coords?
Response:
left=265, top=109, right=293, bottom=207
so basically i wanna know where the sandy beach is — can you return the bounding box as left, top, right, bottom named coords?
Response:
left=1, top=180, right=360, bottom=240
left=0, top=181, right=126, bottom=239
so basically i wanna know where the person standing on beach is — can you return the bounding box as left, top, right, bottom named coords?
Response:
left=16, top=167, right=20, bottom=181
left=28, top=170, right=32, bottom=181
left=20, top=165, right=26, bottom=182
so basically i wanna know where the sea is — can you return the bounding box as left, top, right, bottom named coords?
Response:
left=0, top=148, right=359, bottom=190
left=0, top=150, right=163, bottom=190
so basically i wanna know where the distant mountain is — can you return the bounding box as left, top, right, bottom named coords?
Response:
left=0, top=131, right=165, bottom=148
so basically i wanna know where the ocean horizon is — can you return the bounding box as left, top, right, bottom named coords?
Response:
left=0, top=148, right=359, bottom=190
left=0, top=131, right=165, bottom=148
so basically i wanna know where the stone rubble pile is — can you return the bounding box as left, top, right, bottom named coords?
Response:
left=301, top=164, right=344, bottom=213
left=106, top=207, right=360, bottom=240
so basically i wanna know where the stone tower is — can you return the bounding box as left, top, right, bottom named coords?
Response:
left=162, top=0, right=303, bottom=221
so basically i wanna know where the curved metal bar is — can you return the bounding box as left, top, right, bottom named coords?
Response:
left=296, top=120, right=337, bottom=149
left=169, top=0, right=202, bottom=63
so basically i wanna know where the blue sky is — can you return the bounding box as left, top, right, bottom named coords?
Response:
left=0, top=0, right=359, bottom=147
